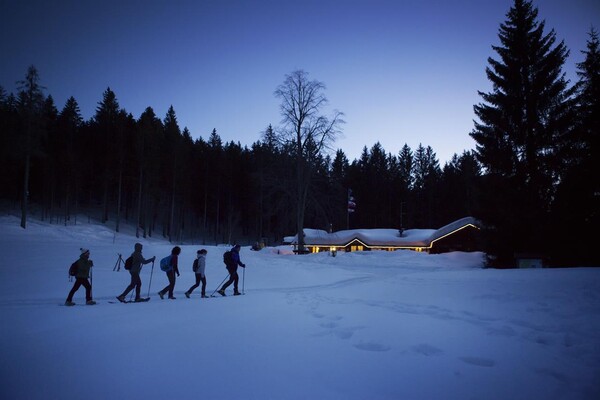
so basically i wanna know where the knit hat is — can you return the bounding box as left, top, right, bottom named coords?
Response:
left=135, top=243, right=143, bottom=251
left=80, top=248, right=90, bottom=255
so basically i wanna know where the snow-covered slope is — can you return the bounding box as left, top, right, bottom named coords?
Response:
left=0, top=215, right=598, bottom=400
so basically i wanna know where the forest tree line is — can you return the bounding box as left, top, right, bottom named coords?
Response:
left=1, top=0, right=598, bottom=266
left=0, top=78, right=470, bottom=244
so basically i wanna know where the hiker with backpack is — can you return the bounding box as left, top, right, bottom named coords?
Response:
left=185, top=249, right=208, bottom=298
left=116, top=243, right=155, bottom=303
left=158, top=246, right=181, bottom=299
left=217, top=244, right=245, bottom=296
left=65, top=248, right=96, bottom=306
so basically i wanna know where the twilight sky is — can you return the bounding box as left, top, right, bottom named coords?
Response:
left=1, top=0, right=598, bottom=164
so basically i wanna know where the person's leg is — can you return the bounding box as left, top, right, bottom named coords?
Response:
left=188, top=274, right=201, bottom=294
left=221, top=268, right=235, bottom=291
left=232, top=271, right=240, bottom=293
left=134, top=274, right=142, bottom=299
left=201, top=276, right=207, bottom=296
left=120, top=272, right=136, bottom=298
left=66, top=279, right=83, bottom=302
left=168, top=271, right=176, bottom=298
left=82, top=279, right=92, bottom=301
left=159, top=272, right=170, bottom=297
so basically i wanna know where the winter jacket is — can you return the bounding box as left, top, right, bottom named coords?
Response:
left=75, top=256, right=93, bottom=279
left=228, top=248, right=245, bottom=271
left=129, top=250, right=153, bottom=274
left=195, top=254, right=206, bottom=277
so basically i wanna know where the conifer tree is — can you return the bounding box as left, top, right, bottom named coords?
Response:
left=94, top=87, right=120, bottom=223
left=57, top=97, right=83, bottom=224
left=40, top=95, right=58, bottom=221
left=574, top=28, right=600, bottom=174
left=163, top=105, right=182, bottom=241
left=16, top=66, right=45, bottom=228
left=552, top=28, right=600, bottom=265
left=136, top=107, right=163, bottom=238
left=470, top=0, right=575, bottom=265
left=330, top=149, right=350, bottom=229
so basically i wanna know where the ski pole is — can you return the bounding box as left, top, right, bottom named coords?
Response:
left=210, top=274, right=230, bottom=297
left=242, top=266, right=245, bottom=294
left=147, top=259, right=155, bottom=298
left=90, top=265, right=93, bottom=299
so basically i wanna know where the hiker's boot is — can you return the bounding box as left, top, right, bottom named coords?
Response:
left=86, top=300, right=97, bottom=305
left=65, top=300, right=75, bottom=306
left=158, top=292, right=164, bottom=300
left=168, top=296, right=176, bottom=300
left=234, top=290, right=241, bottom=296
left=201, top=294, right=208, bottom=298
left=217, top=289, right=226, bottom=297
left=116, top=295, right=126, bottom=303
left=185, top=292, right=190, bottom=298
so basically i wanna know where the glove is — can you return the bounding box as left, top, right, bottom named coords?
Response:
left=177, top=272, right=180, bottom=277
left=152, top=256, right=156, bottom=262
left=242, top=263, right=246, bottom=268
left=90, top=261, right=94, bottom=266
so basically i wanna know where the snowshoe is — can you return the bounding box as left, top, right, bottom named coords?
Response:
left=134, top=297, right=150, bottom=302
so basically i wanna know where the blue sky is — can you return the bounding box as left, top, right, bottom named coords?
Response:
left=1, top=0, right=598, bottom=164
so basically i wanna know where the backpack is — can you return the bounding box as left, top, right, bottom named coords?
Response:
left=160, top=255, right=172, bottom=271
left=124, top=256, right=133, bottom=270
left=192, top=258, right=199, bottom=273
left=223, top=250, right=233, bottom=267
left=68, top=261, right=78, bottom=277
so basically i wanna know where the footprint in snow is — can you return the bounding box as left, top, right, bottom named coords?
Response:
left=354, top=342, right=391, bottom=352
left=320, top=321, right=339, bottom=329
left=459, top=356, right=495, bottom=367
left=412, top=343, right=443, bottom=356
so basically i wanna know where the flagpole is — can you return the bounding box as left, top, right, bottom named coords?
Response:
left=347, top=189, right=350, bottom=230
left=347, top=188, right=356, bottom=230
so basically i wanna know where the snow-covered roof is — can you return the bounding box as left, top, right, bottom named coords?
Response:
left=291, top=217, right=479, bottom=249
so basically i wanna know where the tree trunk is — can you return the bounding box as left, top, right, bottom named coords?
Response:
left=136, top=166, right=143, bottom=238
left=116, top=166, right=122, bottom=232
left=20, top=153, right=30, bottom=229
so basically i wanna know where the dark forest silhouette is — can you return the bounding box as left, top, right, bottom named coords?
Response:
left=0, top=0, right=597, bottom=267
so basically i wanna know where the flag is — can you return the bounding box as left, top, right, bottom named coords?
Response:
left=348, top=189, right=356, bottom=213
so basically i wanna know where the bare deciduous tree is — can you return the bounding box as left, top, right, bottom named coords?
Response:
left=274, top=70, right=344, bottom=253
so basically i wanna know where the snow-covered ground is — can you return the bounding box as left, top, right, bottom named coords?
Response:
left=0, top=215, right=599, bottom=400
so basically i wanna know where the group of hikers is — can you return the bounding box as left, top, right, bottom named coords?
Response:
left=65, top=243, right=246, bottom=306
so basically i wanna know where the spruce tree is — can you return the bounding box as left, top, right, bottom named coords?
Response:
left=162, top=106, right=182, bottom=241
left=16, top=66, right=45, bottom=228
left=94, top=87, right=120, bottom=223
left=470, top=0, right=575, bottom=266
left=57, top=97, right=83, bottom=224
left=136, top=107, right=163, bottom=238
left=552, top=28, right=600, bottom=265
